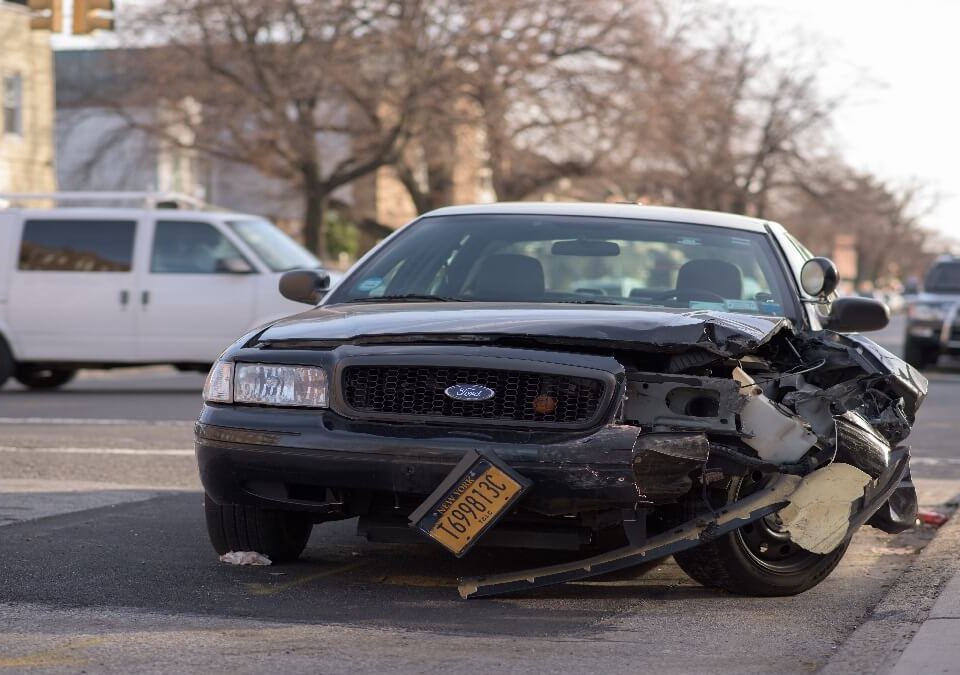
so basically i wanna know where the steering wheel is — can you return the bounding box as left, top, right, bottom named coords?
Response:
left=653, top=288, right=727, bottom=303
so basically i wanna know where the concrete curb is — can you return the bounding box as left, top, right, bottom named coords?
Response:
left=822, top=500, right=960, bottom=674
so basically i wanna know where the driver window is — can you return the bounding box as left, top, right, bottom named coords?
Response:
left=151, top=221, right=245, bottom=274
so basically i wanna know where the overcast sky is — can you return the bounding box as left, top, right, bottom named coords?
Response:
left=732, top=0, right=960, bottom=241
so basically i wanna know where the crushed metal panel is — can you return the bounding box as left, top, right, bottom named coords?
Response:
left=623, top=372, right=741, bottom=434
left=733, top=367, right=818, bottom=463
left=632, top=432, right=710, bottom=503
left=778, top=462, right=872, bottom=554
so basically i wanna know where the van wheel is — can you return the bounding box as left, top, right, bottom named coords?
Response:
left=0, top=338, right=13, bottom=388
left=673, top=471, right=849, bottom=596
left=13, top=366, right=77, bottom=390
left=204, top=493, right=313, bottom=563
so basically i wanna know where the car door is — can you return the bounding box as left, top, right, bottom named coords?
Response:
left=7, top=215, right=140, bottom=362
left=137, top=218, right=258, bottom=363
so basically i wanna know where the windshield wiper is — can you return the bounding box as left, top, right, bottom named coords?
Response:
left=350, top=294, right=470, bottom=303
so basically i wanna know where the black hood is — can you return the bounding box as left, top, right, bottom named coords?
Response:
left=256, top=303, right=794, bottom=356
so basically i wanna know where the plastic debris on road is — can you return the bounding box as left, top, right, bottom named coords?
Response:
left=917, top=510, right=949, bottom=527
left=219, top=551, right=272, bottom=565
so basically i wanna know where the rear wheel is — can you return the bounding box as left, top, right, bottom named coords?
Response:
left=673, top=471, right=849, bottom=596
left=903, top=336, right=936, bottom=370
left=13, top=366, right=77, bottom=390
left=204, top=494, right=313, bottom=563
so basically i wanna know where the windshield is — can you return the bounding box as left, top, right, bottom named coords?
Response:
left=228, top=219, right=320, bottom=272
left=328, top=214, right=795, bottom=318
left=925, top=263, right=960, bottom=293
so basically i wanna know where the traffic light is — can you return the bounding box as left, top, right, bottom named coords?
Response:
left=28, top=0, right=62, bottom=32
left=73, top=0, right=114, bottom=35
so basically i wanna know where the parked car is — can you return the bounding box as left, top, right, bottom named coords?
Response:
left=0, top=192, right=339, bottom=389
left=197, top=202, right=926, bottom=599
left=903, top=256, right=960, bottom=369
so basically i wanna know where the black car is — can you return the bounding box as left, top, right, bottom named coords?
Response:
left=903, top=256, right=960, bottom=369
left=196, top=203, right=926, bottom=598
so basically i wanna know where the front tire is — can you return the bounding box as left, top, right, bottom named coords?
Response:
left=0, top=337, right=13, bottom=388
left=903, top=336, right=936, bottom=370
left=204, top=494, right=313, bottom=563
left=13, top=366, right=77, bottom=390
left=674, top=471, right=849, bottom=596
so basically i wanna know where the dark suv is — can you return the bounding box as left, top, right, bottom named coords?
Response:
left=196, top=203, right=925, bottom=599
left=904, top=256, right=960, bottom=368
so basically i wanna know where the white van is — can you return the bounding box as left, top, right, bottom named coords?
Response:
left=0, top=192, right=337, bottom=389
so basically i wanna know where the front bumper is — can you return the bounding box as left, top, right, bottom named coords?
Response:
left=196, top=405, right=646, bottom=517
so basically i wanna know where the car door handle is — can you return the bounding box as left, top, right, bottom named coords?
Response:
left=120, top=290, right=129, bottom=306
left=141, top=290, right=150, bottom=306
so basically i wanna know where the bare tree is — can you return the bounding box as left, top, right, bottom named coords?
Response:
left=104, top=0, right=454, bottom=258
left=393, top=0, right=657, bottom=211
left=608, top=18, right=843, bottom=218
left=783, top=165, right=938, bottom=283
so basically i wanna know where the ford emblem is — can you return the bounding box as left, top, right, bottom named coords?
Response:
left=444, top=383, right=495, bottom=401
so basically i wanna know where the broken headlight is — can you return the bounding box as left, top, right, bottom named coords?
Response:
left=202, top=362, right=329, bottom=408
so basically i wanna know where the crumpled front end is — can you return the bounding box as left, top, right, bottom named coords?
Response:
left=455, top=321, right=928, bottom=597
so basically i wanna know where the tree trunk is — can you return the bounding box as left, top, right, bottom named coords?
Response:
left=303, top=186, right=329, bottom=261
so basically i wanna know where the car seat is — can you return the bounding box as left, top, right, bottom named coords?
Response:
left=676, top=259, right=743, bottom=299
left=469, top=254, right=545, bottom=300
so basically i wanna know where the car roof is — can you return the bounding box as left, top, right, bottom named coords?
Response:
left=0, top=207, right=262, bottom=221
left=422, top=202, right=772, bottom=232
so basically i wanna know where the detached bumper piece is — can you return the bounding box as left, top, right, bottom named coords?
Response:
left=458, top=473, right=799, bottom=599
left=458, top=448, right=912, bottom=599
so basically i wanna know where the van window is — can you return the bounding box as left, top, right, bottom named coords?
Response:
left=151, top=221, right=246, bottom=274
left=227, top=219, right=320, bottom=271
left=19, top=219, right=135, bottom=272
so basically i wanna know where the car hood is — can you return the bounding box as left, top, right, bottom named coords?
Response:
left=914, top=291, right=960, bottom=304
left=256, top=303, right=794, bottom=356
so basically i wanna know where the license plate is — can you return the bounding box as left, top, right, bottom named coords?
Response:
left=409, top=450, right=530, bottom=557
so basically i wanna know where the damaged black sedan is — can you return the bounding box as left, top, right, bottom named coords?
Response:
left=196, top=202, right=927, bottom=598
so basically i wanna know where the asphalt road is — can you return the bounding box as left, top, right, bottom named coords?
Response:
left=1, top=314, right=959, bottom=673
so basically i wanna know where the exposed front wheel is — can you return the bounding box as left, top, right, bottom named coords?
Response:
left=673, top=471, right=849, bottom=596
left=13, top=366, right=77, bottom=390
left=204, top=494, right=313, bottom=563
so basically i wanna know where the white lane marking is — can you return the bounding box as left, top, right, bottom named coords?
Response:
left=0, top=417, right=194, bottom=426
left=910, top=457, right=960, bottom=465
left=0, top=446, right=193, bottom=456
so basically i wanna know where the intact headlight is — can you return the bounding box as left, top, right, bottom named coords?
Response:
left=908, top=303, right=947, bottom=322
left=234, top=363, right=329, bottom=408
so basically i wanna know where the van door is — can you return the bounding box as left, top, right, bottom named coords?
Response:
left=137, top=218, right=257, bottom=363
left=7, top=216, right=140, bottom=362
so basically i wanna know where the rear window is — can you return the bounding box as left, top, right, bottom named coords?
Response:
left=925, top=263, right=960, bottom=292
left=19, top=219, right=135, bottom=272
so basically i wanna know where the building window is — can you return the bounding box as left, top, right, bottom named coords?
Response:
left=3, top=73, right=23, bottom=136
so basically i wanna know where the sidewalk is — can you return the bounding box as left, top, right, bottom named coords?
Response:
left=891, top=572, right=960, bottom=674
left=824, top=479, right=960, bottom=674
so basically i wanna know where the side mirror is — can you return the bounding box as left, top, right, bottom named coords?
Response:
left=279, top=269, right=331, bottom=305
left=215, top=256, right=255, bottom=274
left=825, top=296, right=889, bottom=332
left=800, top=257, right=840, bottom=297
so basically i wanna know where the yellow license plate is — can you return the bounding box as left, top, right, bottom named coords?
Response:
left=410, top=452, right=529, bottom=557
